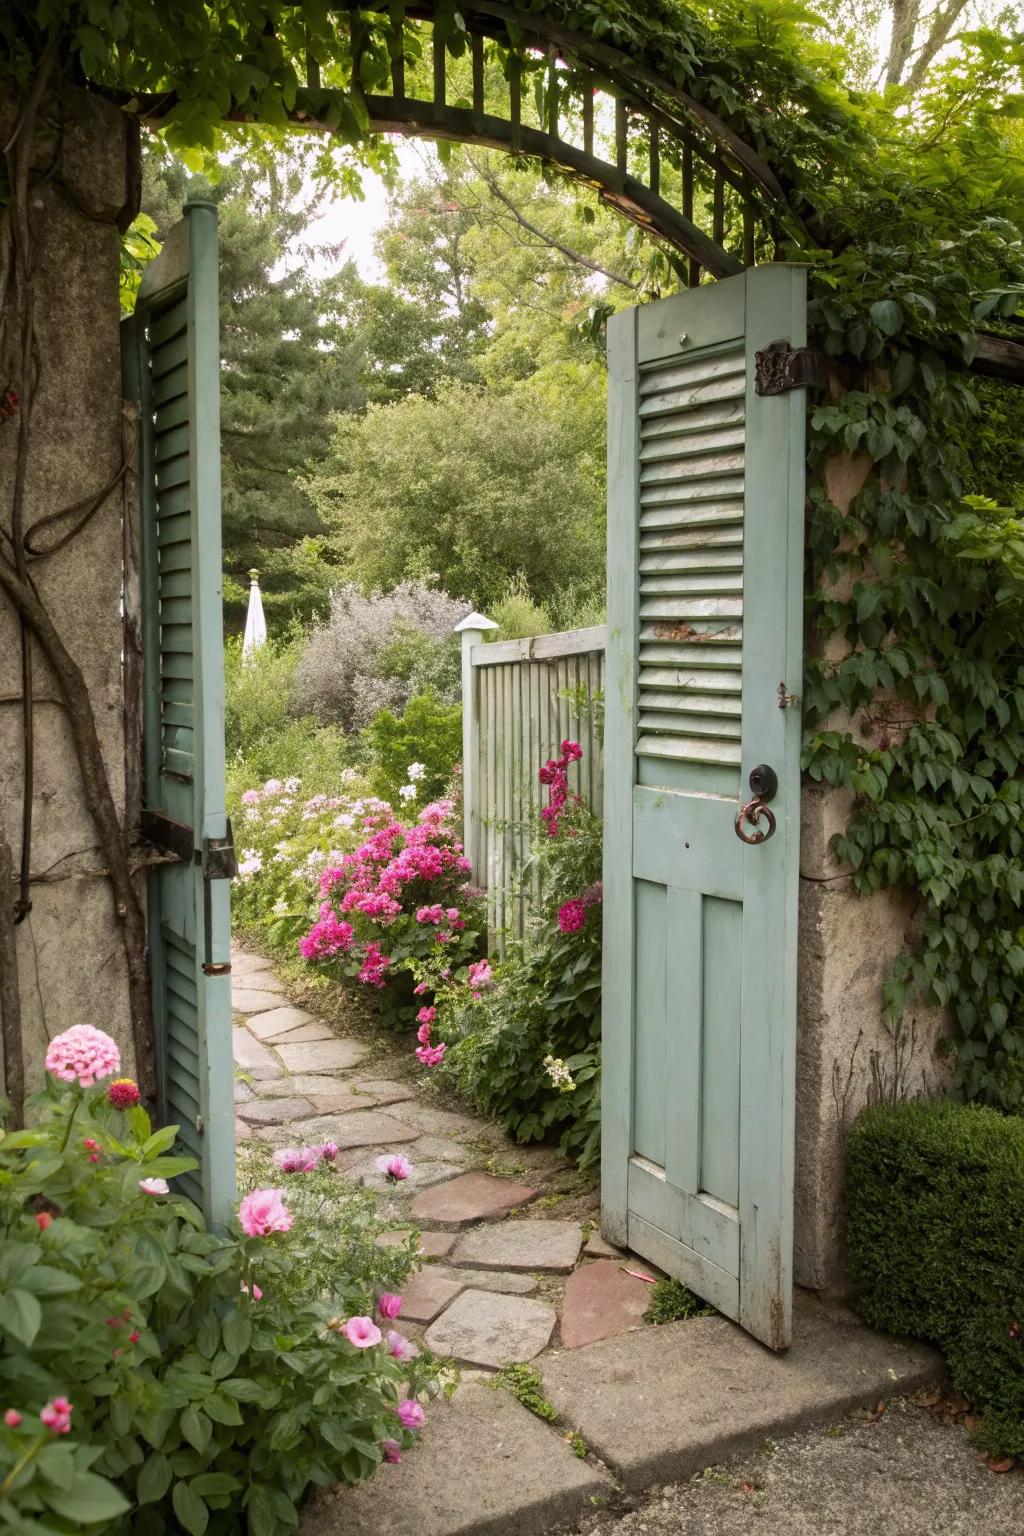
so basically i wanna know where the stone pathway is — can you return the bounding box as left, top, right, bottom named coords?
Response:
left=231, top=942, right=649, bottom=1367
left=233, top=944, right=943, bottom=1536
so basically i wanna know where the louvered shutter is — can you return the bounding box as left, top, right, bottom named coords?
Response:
left=122, top=201, right=235, bottom=1226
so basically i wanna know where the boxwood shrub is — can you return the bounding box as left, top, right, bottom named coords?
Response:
left=846, top=1100, right=1024, bottom=1455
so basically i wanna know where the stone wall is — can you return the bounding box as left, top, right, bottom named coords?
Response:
left=0, top=86, right=141, bottom=1095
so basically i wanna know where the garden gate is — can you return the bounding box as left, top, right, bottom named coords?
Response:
left=602, top=266, right=807, bottom=1348
left=122, top=201, right=235, bottom=1226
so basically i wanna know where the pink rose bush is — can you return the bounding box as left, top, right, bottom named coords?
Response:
left=0, top=1019, right=440, bottom=1530
left=298, top=799, right=484, bottom=1029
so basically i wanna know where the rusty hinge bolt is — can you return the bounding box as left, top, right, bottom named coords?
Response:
left=778, top=681, right=801, bottom=710
left=202, top=961, right=232, bottom=977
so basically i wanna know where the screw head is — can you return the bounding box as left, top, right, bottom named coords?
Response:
left=679, top=333, right=689, bottom=346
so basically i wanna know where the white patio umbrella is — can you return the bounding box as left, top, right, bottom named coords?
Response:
left=242, top=568, right=267, bottom=664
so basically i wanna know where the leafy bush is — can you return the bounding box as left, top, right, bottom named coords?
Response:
left=224, top=636, right=348, bottom=806
left=847, top=1100, right=1024, bottom=1456
left=292, top=582, right=466, bottom=734
left=366, top=691, right=462, bottom=807
left=0, top=1036, right=440, bottom=1535
left=418, top=742, right=603, bottom=1166
left=298, top=800, right=484, bottom=1030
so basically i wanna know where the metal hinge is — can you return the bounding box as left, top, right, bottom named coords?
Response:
left=755, top=340, right=828, bottom=397
left=202, top=818, right=237, bottom=880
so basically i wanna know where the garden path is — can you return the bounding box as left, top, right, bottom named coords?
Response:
left=232, top=941, right=649, bottom=1367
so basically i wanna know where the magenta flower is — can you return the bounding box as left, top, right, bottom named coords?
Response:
left=45, top=1025, right=120, bottom=1087
left=415, top=1043, right=446, bottom=1068
left=386, top=1330, right=419, bottom=1362
left=108, top=1078, right=141, bottom=1109
left=342, top=1316, right=382, bottom=1349
left=382, top=1438, right=402, bottom=1464
left=378, top=1293, right=402, bottom=1319
left=272, top=1146, right=321, bottom=1173
left=241, top=1282, right=263, bottom=1301
left=375, top=1153, right=412, bottom=1182
left=416, top=1006, right=437, bottom=1027
left=558, top=899, right=588, bottom=935
left=238, top=1188, right=292, bottom=1237
left=396, top=1398, right=425, bottom=1430
left=318, top=1141, right=339, bottom=1163
left=413, top=981, right=430, bottom=996
left=467, top=959, right=493, bottom=988
left=39, top=1397, right=73, bottom=1435
left=138, top=1177, right=170, bottom=1196
left=416, top=1020, right=433, bottom=1045
left=3, top=1409, right=21, bottom=1427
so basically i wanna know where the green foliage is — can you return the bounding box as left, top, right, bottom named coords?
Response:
left=436, top=782, right=604, bottom=1167
left=645, top=1279, right=714, bottom=1325
left=303, top=368, right=606, bottom=611
left=0, top=1077, right=436, bottom=1534
left=486, top=578, right=553, bottom=641
left=366, top=692, right=463, bottom=807
left=224, top=636, right=348, bottom=806
left=847, top=1102, right=1024, bottom=1456
left=493, top=1362, right=558, bottom=1422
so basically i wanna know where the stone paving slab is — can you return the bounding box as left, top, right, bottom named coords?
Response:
left=232, top=1029, right=282, bottom=1079
left=246, top=1006, right=318, bottom=1040
left=299, top=1381, right=611, bottom=1536
left=352, top=1158, right=464, bottom=1195
left=410, top=1171, right=537, bottom=1228
left=583, top=1230, right=626, bottom=1260
left=237, top=1096, right=314, bottom=1127
left=425, top=1289, right=557, bottom=1368
left=275, top=1039, right=369, bottom=1073
left=348, top=1078, right=416, bottom=1106
left=374, top=1229, right=458, bottom=1260
left=394, top=1267, right=468, bottom=1324
left=288, top=1109, right=420, bottom=1149
left=432, top=1266, right=538, bottom=1297
left=231, top=954, right=275, bottom=981
left=232, top=986, right=289, bottom=1015
left=539, top=1293, right=943, bottom=1490
left=452, top=1220, right=583, bottom=1274
left=265, top=1022, right=336, bottom=1044
left=255, top=1074, right=359, bottom=1100
left=395, top=1101, right=486, bottom=1137
left=560, top=1259, right=651, bottom=1348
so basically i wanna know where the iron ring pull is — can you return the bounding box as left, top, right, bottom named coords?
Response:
left=734, top=763, right=779, bottom=846
left=735, top=798, right=776, bottom=845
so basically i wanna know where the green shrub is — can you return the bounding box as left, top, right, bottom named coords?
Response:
left=0, top=1047, right=440, bottom=1534
left=365, top=691, right=462, bottom=807
left=224, top=634, right=348, bottom=802
left=847, top=1100, right=1024, bottom=1455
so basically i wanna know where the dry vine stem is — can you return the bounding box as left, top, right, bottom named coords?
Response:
left=1, top=65, right=156, bottom=1104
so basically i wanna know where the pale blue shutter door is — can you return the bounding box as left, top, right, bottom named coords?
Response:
left=122, top=200, right=235, bottom=1226
left=601, top=267, right=807, bottom=1349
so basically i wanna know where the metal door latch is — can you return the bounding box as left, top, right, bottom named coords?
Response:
left=777, top=681, right=800, bottom=710
left=735, top=763, right=778, bottom=845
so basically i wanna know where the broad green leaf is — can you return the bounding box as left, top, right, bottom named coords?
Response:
left=137, top=1451, right=173, bottom=1505
left=3, top=1288, right=42, bottom=1346
left=46, top=1470, right=131, bottom=1523
left=172, top=1478, right=209, bottom=1536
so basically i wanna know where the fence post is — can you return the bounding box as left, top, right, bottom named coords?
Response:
left=455, top=611, right=498, bottom=880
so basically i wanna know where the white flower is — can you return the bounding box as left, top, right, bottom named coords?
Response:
left=407, top=762, right=426, bottom=782
left=237, top=850, right=262, bottom=879
left=333, top=813, right=355, bottom=829
left=139, top=1177, right=170, bottom=1196
left=399, top=783, right=418, bottom=802
left=543, top=1055, right=577, bottom=1093
left=285, top=777, right=301, bottom=792
left=263, top=779, right=283, bottom=794
left=272, top=897, right=288, bottom=917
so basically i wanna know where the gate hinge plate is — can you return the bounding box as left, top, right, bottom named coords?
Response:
left=140, top=808, right=193, bottom=864
left=755, top=340, right=828, bottom=396
left=202, top=818, right=237, bottom=880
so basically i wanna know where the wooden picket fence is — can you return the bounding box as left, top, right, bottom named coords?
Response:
left=457, top=616, right=606, bottom=945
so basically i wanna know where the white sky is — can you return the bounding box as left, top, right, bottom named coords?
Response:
left=295, top=139, right=433, bottom=281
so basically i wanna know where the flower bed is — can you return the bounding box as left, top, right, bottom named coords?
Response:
left=0, top=1028, right=441, bottom=1534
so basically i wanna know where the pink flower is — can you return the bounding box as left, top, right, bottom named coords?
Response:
left=138, top=1177, right=169, bottom=1196
left=44, top=1025, right=120, bottom=1087
left=467, top=959, right=493, bottom=988
left=413, top=982, right=430, bottom=996
left=416, top=1006, right=437, bottom=1026
left=241, top=1282, right=263, bottom=1301
left=396, top=1398, right=425, bottom=1430
left=318, top=1141, right=339, bottom=1163
left=378, top=1293, right=402, bottom=1319
left=241, top=789, right=261, bottom=805
left=386, top=1330, right=419, bottom=1361
left=375, top=1154, right=411, bottom=1182
left=342, top=1316, right=382, bottom=1349
left=4, top=1409, right=21, bottom=1427
left=558, top=899, right=588, bottom=935
left=561, top=739, right=583, bottom=761
left=128, top=1330, right=140, bottom=1344
left=415, top=1043, right=446, bottom=1068
left=238, top=1188, right=292, bottom=1237
left=108, top=1077, right=141, bottom=1109
left=35, top=1212, right=52, bottom=1232
left=416, top=1020, right=433, bottom=1045
left=273, top=1146, right=321, bottom=1173
left=299, top=912, right=354, bottom=960
left=39, top=1397, right=73, bottom=1435
left=382, top=1438, right=402, bottom=1463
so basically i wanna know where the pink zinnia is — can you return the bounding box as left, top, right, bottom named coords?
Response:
left=386, top=1330, right=419, bottom=1361
left=375, top=1154, right=411, bottom=1182
left=342, top=1316, right=382, bottom=1349
left=378, top=1293, right=402, bottom=1319
left=39, top=1397, right=72, bottom=1435
left=382, top=1438, right=402, bottom=1464
left=45, top=1025, right=120, bottom=1087
left=396, top=1398, right=425, bottom=1430
left=238, top=1188, right=292, bottom=1237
